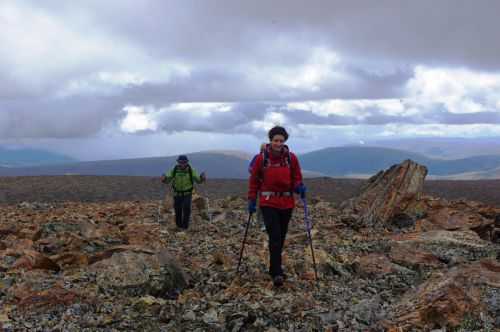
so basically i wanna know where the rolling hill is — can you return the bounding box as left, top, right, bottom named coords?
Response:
left=0, top=147, right=75, bottom=167
left=1, top=147, right=500, bottom=179
left=370, top=137, right=500, bottom=159
left=299, top=146, right=500, bottom=178
left=0, top=152, right=250, bottom=178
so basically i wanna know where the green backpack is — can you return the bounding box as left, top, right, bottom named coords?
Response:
left=171, top=164, right=194, bottom=193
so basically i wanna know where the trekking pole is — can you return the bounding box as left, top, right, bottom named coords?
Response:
left=237, top=212, right=253, bottom=273
left=156, top=177, right=163, bottom=224
left=301, top=197, right=318, bottom=282
left=206, top=196, right=212, bottom=223
left=157, top=199, right=162, bottom=224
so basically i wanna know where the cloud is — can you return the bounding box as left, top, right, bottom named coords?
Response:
left=406, top=66, right=500, bottom=114
left=2, top=1, right=500, bottom=159
left=120, top=106, right=158, bottom=133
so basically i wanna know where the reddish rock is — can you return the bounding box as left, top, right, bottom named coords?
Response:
left=428, top=208, right=492, bottom=230
left=389, top=243, right=445, bottom=269
left=123, top=223, right=159, bottom=248
left=18, top=226, right=42, bottom=241
left=17, top=285, right=79, bottom=311
left=415, top=200, right=497, bottom=242
left=50, top=251, right=89, bottom=268
left=354, top=253, right=395, bottom=277
left=12, top=249, right=60, bottom=272
left=384, top=259, right=500, bottom=330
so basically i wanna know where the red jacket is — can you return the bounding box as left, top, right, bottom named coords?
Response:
left=248, top=145, right=303, bottom=209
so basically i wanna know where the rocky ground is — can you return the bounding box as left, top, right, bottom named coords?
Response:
left=1, top=163, right=500, bottom=331
left=1, top=176, right=499, bottom=207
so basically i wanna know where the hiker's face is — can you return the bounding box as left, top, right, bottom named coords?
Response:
left=270, top=135, right=285, bottom=151
left=177, top=161, right=188, bottom=169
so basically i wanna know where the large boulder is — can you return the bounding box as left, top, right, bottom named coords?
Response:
left=341, top=160, right=428, bottom=229
left=415, top=199, right=497, bottom=241
left=390, top=230, right=498, bottom=266
left=383, top=259, right=500, bottom=330
left=90, top=249, right=187, bottom=298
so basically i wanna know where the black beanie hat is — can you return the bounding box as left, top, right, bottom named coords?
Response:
left=177, top=155, right=189, bottom=162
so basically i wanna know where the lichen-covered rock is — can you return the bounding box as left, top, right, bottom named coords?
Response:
left=91, top=250, right=187, bottom=298
left=391, top=230, right=498, bottom=265
left=341, top=160, right=428, bottom=228
left=383, top=259, right=500, bottom=331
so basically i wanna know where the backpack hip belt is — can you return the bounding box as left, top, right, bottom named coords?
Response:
left=261, top=191, right=293, bottom=197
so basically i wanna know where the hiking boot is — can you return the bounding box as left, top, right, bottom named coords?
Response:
left=273, top=275, right=284, bottom=287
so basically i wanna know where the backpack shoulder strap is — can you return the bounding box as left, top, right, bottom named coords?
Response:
left=259, top=148, right=269, bottom=180
left=187, top=165, right=193, bottom=185
left=288, top=151, right=295, bottom=184
left=263, top=149, right=269, bottom=168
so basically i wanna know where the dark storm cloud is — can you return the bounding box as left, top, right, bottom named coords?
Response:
left=28, top=0, right=500, bottom=69
left=0, top=97, right=122, bottom=139
left=122, top=65, right=410, bottom=104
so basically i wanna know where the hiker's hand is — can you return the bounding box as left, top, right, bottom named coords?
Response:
left=294, top=183, right=306, bottom=199
left=160, top=175, right=167, bottom=183
left=200, top=172, right=206, bottom=182
left=248, top=200, right=257, bottom=214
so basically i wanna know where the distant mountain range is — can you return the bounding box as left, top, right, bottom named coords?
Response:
left=2, top=145, right=500, bottom=179
left=0, top=153, right=249, bottom=178
left=0, top=147, right=75, bottom=167
left=370, top=137, right=500, bottom=159
left=299, top=147, right=500, bottom=178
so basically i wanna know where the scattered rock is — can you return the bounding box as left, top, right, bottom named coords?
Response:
left=0, top=164, right=499, bottom=331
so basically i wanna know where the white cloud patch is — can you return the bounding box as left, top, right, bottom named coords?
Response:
left=120, top=106, right=158, bottom=133
left=249, top=47, right=342, bottom=95
left=406, top=66, right=500, bottom=114
left=161, top=103, right=233, bottom=115
left=286, top=98, right=409, bottom=120
left=380, top=123, right=500, bottom=138
left=56, top=62, right=192, bottom=98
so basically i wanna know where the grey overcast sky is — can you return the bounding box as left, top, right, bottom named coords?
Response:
left=2, top=0, right=500, bottom=160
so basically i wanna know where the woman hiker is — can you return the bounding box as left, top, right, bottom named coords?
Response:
left=247, top=126, right=306, bottom=287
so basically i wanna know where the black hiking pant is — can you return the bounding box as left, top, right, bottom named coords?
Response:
left=174, top=193, right=192, bottom=229
left=261, top=207, right=293, bottom=277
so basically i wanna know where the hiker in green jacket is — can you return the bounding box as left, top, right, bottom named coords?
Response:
left=161, top=155, right=205, bottom=230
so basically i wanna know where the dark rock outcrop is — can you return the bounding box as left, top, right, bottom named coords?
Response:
left=341, top=159, right=428, bottom=229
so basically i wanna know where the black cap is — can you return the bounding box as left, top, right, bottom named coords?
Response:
left=177, top=155, right=189, bottom=162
